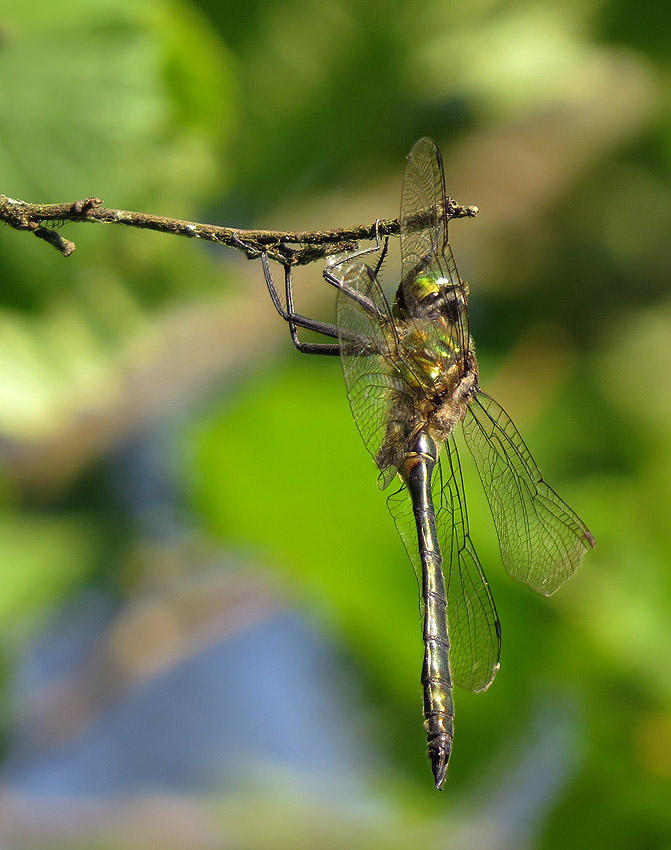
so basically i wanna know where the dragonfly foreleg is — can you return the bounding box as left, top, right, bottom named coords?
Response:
left=325, top=219, right=386, bottom=269
left=372, top=232, right=389, bottom=277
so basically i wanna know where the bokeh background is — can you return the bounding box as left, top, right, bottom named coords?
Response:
left=0, top=1, right=669, bottom=848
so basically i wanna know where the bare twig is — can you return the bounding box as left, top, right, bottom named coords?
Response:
left=0, top=193, right=478, bottom=265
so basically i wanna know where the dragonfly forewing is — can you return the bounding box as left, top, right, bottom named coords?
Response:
left=399, top=140, right=472, bottom=387
left=463, top=391, right=595, bottom=596
left=401, top=137, right=448, bottom=282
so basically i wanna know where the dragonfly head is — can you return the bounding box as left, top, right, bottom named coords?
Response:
left=394, top=273, right=468, bottom=325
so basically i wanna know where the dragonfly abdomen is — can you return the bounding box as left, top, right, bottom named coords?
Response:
left=399, top=430, right=454, bottom=789
left=422, top=579, right=454, bottom=790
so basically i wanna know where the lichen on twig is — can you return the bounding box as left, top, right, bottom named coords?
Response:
left=0, top=193, right=478, bottom=266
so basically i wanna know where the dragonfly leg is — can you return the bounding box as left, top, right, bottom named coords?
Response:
left=324, top=218, right=386, bottom=270
left=323, top=254, right=392, bottom=328
left=228, top=232, right=263, bottom=259
left=372, top=232, right=389, bottom=277
left=322, top=218, right=388, bottom=286
left=261, top=253, right=342, bottom=356
left=321, top=223, right=391, bottom=325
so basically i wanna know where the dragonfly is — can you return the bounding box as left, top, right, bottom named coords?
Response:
left=261, top=137, right=595, bottom=789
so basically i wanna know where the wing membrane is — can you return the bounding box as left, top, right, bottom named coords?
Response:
left=334, top=262, right=414, bottom=488
left=463, top=391, right=595, bottom=596
left=388, top=438, right=501, bottom=693
left=399, top=138, right=471, bottom=385
left=401, top=137, right=447, bottom=279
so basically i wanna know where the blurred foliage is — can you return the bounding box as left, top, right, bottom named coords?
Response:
left=1, top=0, right=671, bottom=848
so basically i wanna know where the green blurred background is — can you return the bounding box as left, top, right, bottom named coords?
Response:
left=0, top=1, right=669, bottom=847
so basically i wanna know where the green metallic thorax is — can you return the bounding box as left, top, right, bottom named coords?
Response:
left=391, top=272, right=466, bottom=393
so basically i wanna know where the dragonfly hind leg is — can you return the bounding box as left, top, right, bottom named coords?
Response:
left=261, top=253, right=342, bottom=356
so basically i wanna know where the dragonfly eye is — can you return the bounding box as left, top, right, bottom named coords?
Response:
left=419, top=288, right=463, bottom=324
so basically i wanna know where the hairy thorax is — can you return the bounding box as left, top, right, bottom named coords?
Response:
left=389, top=322, right=479, bottom=454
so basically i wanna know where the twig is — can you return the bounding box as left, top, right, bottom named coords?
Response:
left=0, top=193, right=478, bottom=265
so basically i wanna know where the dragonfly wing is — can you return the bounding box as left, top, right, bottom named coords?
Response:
left=400, top=137, right=447, bottom=279
left=437, top=438, right=501, bottom=691
left=399, top=138, right=471, bottom=384
left=334, top=261, right=414, bottom=487
left=463, top=391, right=595, bottom=596
left=387, top=438, right=501, bottom=693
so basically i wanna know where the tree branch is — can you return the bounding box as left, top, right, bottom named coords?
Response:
left=0, top=193, right=478, bottom=265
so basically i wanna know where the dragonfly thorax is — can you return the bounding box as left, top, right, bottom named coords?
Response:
left=431, top=355, right=478, bottom=442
